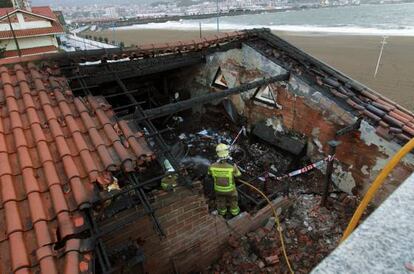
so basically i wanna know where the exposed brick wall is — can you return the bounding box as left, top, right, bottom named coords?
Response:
left=101, top=182, right=291, bottom=274
left=240, top=84, right=414, bottom=203
left=185, top=43, right=414, bottom=204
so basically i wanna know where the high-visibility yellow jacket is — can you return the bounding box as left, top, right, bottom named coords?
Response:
left=161, top=174, right=178, bottom=191
left=208, top=161, right=241, bottom=193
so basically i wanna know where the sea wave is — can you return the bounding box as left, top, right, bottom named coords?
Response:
left=116, top=21, right=414, bottom=36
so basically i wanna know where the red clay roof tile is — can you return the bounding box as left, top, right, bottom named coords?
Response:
left=403, top=125, right=414, bottom=136
left=396, top=133, right=411, bottom=142
left=0, top=63, right=154, bottom=273
left=383, top=114, right=404, bottom=128
left=370, top=101, right=392, bottom=112
left=363, top=109, right=381, bottom=122
left=389, top=111, right=411, bottom=125
left=390, top=109, right=413, bottom=123
left=346, top=91, right=414, bottom=140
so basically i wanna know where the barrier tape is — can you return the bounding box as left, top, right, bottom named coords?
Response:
left=258, top=155, right=335, bottom=182
left=231, top=126, right=247, bottom=146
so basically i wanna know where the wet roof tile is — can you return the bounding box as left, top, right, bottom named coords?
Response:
left=315, top=64, right=413, bottom=141
left=0, top=63, right=154, bottom=273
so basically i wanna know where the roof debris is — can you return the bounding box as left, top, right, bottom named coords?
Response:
left=208, top=193, right=358, bottom=274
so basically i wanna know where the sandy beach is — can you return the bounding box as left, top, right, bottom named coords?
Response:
left=84, top=29, right=414, bottom=110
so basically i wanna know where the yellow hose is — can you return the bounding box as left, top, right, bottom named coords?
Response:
left=341, top=137, right=414, bottom=242
left=238, top=179, right=294, bottom=274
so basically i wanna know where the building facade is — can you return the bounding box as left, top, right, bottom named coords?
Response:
left=0, top=6, right=64, bottom=59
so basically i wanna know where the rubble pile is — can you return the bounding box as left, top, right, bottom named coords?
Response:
left=208, top=193, right=358, bottom=274
left=209, top=223, right=285, bottom=274
left=282, top=193, right=358, bottom=273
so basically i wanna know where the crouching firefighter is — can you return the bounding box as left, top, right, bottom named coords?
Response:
left=208, top=143, right=241, bottom=217
left=161, top=159, right=178, bottom=191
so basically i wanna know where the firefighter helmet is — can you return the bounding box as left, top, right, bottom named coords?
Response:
left=216, top=143, right=230, bottom=159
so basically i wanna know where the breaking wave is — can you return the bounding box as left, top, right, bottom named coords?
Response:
left=117, top=21, right=414, bottom=36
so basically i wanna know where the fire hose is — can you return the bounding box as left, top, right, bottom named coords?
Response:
left=341, top=137, right=414, bottom=242
left=237, top=179, right=295, bottom=274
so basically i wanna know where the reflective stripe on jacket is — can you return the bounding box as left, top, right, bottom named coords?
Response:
left=209, top=162, right=241, bottom=193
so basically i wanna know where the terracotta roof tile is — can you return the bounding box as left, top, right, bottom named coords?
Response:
left=0, top=7, right=58, bottom=19
left=390, top=109, right=413, bottom=123
left=4, top=46, right=59, bottom=59
left=363, top=109, right=382, bottom=122
left=397, top=133, right=411, bottom=142
left=403, top=125, right=414, bottom=136
left=0, top=25, right=63, bottom=39
left=340, top=86, right=414, bottom=140
left=382, top=114, right=405, bottom=128
left=0, top=63, right=154, bottom=273
left=389, top=111, right=411, bottom=125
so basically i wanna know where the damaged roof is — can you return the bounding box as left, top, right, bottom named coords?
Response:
left=0, top=63, right=153, bottom=273
left=244, top=31, right=414, bottom=142
left=0, top=28, right=412, bottom=274
left=54, top=29, right=414, bottom=144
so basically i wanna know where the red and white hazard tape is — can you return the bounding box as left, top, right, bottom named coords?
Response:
left=258, top=155, right=335, bottom=182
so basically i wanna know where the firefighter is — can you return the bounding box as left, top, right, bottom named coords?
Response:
left=208, top=143, right=241, bottom=216
left=161, top=159, right=178, bottom=191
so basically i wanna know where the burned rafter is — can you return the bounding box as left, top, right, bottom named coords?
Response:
left=105, top=64, right=183, bottom=174
left=141, top=74, right=290, bottom=120
left=92, top=63, right=192, bottom=239
left=127, top=173, right=165, bottom=236
left=81, top=55, right=205, bottom=85
left=55, top=37, right=245, bottom=65
left=83, top=208, right=113, bottom=273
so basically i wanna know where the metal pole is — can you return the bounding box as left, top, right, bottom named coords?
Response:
left=199, top=22, right=202, bottom=38
left=216, top=0, right=220, bottom=33
left=321, top=140, right=341, bottom=207
left=112, top=22, right=116, bottom=45
left=6, top=11, right=22, bottom=57
left=374, top=36, right=387, bottom=78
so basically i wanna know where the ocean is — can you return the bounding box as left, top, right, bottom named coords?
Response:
left=117, top=3, right=414, bottom=36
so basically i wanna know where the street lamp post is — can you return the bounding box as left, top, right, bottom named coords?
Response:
left=216, top=0, right=220, bottom=32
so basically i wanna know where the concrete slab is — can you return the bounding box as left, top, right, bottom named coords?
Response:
left=311, top=172, right=414, bottom=274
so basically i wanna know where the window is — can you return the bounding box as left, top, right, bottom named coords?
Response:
left=211, top=67, right=228, bottom=89
left=251, top=84, right=281, bottom=108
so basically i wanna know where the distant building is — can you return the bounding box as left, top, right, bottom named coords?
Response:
left=105, top=7, right=118, bottom=18
left=0, top=3, right=64, bottom=59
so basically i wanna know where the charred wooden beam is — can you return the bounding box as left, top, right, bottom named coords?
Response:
left=142, top=73, right=290, bottom=120
left=56, top=38, right=244, bottom=65
left=79, top=54, right=205, bottom=85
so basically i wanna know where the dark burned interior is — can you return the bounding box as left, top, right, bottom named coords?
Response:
left=57, top=45, right=293, bottom=274
left=56, top=33, right=303, bottom=273
left=41, top=28, right=414, bottom=273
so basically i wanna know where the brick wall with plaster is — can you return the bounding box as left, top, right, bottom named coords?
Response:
left=101, top=182, right=290, bottom=274
left=179, top=43, right=414, bottom=204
